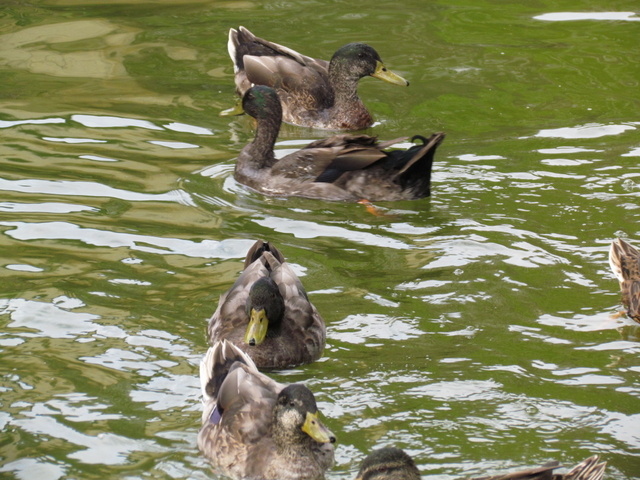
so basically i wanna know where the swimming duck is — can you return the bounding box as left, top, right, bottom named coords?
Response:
left=207, top=240, right=325, bottom=369
left=198, top=340, right=336, bottom=480
left=234, top=85, right=445, bottom=202
left=355, top=447, right=606, bottom=480
left=226, top=26, right=409, bottom=130
left=609, top=237, right=640, bottom=323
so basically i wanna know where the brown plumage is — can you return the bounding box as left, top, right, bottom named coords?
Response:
left=609, top=237, right=640, bottom=323
left=227, top=26, right=409, bottom=130
left=207, top=240, right=325, bottom=369
left=234, top=85, right=445, bottom=202
left=198, top=340, right=336, bottom=480
left=355, top=447, right=606, bottom=480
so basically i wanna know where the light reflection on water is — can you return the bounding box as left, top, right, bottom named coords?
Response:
left=0, top=1, right=639, bottom=480
left=1, top=221, right=254, bottom=258
left=0, top=178, right=195, bottom=204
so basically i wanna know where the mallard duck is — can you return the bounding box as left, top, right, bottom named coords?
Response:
left=609, top=237, right=640, bottom=323
left=234, top=85, right=445, bottom=202
left=208, top=240, right=325, bottom=369
left=355, top=447, right=606, bottom=480
left=198, top=340, right=336, bottom=480
left=226, top=26, right=409, bottom=130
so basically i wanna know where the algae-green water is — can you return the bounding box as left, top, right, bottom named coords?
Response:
left=1, top=1, right=639, bottom=479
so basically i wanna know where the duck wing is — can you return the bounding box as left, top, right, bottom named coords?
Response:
left=471, top=455, right=606, bottom=480
left=317, top=132, right=444, bottom=200
left=627, top=281, right=640, bottom=322
left=609, top=238, right=640, bottom=284
left=609, top=238, right=640, bottom=322
left=229, top=26, right=331, bottom=103
left=262, top=246, right=326, bottom=362
left=229, top=26, right=327, bottom=72
left=198, top=341, right=285, bottom=475
left=199, top=340, right=283, bottom=441
left=272, top=135, right=405, bottom=184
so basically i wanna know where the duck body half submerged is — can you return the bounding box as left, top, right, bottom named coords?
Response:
left=235, top=85, right=445, bottom=202
left=208, top=240, right=325, bottom=369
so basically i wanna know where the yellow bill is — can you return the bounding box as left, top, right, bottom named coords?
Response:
left=301, top=411, right=336, bottom=444
left=244, top=307, right=268, bottom=346
left=220, top=100, right=245, bottom=116
left=371, top=60, right=409, bottom=86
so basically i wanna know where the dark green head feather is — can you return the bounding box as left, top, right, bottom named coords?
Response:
left=242, top=85, right=282, bottom=120
left=247, top=276, right=285, bottom=327
left=357, top=447, right=420, bottom=480
left=330, top=43, right=381, bottom=77
left=277, top=383, right=318, bottom=414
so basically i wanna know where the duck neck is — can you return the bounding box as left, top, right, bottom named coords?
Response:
left=272, top=425, right=315, bottom=458
left=328, top=64, right=370, bottom=128
left=265, top=438, right=318, bottom=480
left=328, top=63, right=362, bottom=107
left=247, top=113, right=281, bottom=168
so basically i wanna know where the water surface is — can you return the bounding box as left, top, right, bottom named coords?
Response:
left=1, top=1, right=639, bottom=479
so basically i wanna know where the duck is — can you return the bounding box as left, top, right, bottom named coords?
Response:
left=198, top=340, right=336, bottom=480
left=355, top=447, right=606, bottom=480
left=609, top=237, right=640, bottom=323
left=226, top=26, right=409, bottom=130
left=234, top=85, right=445, bottom=202
left=207, top=240, right=325, bottom=369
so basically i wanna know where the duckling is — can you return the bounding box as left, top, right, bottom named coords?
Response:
left=234, top=85, right=445, bottom=202
left=227, top=26, right=409, bottom=130
left=609, top=237, right=640, bottom=323
left=355, top=447, right=606, bottom=480
left=198, top=340, right=336, bottom=480
left=207, top=240, right=325, bottom=369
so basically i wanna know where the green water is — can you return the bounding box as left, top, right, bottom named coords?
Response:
left=1, top=1, right=639, bottom=479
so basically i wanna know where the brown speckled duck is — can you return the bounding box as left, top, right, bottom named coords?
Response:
left=609, top=237, right=640, bottom=323
left=355, top=447, right=606, bottom=480
left=227, top=26, right=409, bottom=130
left=234, top=85, right=445, bottom=202
left=207, top=240, right=325, bottom=369
left=198, top=340, right=336, bottom=480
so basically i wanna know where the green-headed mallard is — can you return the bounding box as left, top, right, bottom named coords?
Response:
left=355, top=447, right=606, bottom=480
left=609, top=237, right=640, bottom=323
left=234, top=85, right=445, bottom=202
left=208, top=240, right=325, bottom=369
left=227, top=26, right=409, bottom=130
left=198, top=340, right=336, bottom=480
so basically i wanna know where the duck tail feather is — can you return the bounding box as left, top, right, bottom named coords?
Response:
left=200, top=340, right=255, bottom=403
left=395, top=132, right=445, bottom=197
left=244, top=240, right=286, bottom=268
left=228, top=28, right=241, bottom=71
left=565, top=455, right=606, bottom=480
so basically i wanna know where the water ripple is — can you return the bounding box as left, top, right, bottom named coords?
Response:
left=331, top=313, right=424, bottom=345
left=0, top=222, right=253, bottom=258
left=253, top=215, right=412, bottom=249
left=533, top=123, right=636, bottom=139
left=1, top=221, right=254, bottom=258
left=0, top=297, right=117, bottom=339
left=12, top=413, right=167, bottom=465
left=0, top=178, right=195, bottom=204
left=534, top=12, right=640, bottom=22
